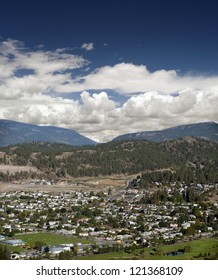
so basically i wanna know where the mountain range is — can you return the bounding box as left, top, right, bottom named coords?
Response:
left=0, top=119, right=218, bottom=147
left=0, top=119, right=96, bottom=147
left=112, top=122, right=218, bottom=143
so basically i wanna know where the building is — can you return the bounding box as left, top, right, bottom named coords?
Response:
left=0, top=239, right=25, bottom=246
left=41, top=244, right=73, bottom=255
left=0, top=235, right=6, bottom=241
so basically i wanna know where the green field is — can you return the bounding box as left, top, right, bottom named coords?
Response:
left=76, top=237, right=218, bottom=260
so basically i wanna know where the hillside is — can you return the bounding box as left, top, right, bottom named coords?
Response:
left=141, top=137, right=218, bottom=185
left=112, top=122, right=218, bottom=143
left=0, top=119, right=96, bottom=147
left=0, top=137, right=217, bottom=183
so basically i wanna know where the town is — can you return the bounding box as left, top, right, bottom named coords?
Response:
left=0, top=177, right=217, bottom=260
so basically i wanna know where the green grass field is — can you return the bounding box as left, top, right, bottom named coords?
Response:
left=15, top=233, right=91, bottom=245
left=75, top=237, right=218, bottom=260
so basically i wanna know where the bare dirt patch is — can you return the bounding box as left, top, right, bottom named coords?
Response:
left=0, top=183, right=113, bottom=193
left=207, top=190, right=218, bottom=203
left=0, top=174, right=133, bottom=193
left=0, top=164, right=39, bottom=174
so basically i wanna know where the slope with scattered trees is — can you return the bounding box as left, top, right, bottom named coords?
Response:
left=0, top=137, right=217, bottom=183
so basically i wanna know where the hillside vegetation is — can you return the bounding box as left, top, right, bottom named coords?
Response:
left=0, top=137, right=217, bottom=183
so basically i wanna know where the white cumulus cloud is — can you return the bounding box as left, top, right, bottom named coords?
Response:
left=0, top=39, right=88, bottom=99
left=81, top=42, right=94, bottom=51
left=1, top=89, right=218, bottom=142
left=0, top=39, right=218, bottom=142
left=68, top=63, right=218, bottom=94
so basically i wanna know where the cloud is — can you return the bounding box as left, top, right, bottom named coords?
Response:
left=0, top=38, right=88, bottom=99
left=81, top=42, right=94, bottom=51
left=115, top=88, right=218, bottom=133
left=0, top=39, right=218, bottom=142
left=68, top=63, right=218, bottom=94
left=0, top=39, right=86, bottom=76
left=51, top=62, right=218, bottom=95
left=1, top=89, right=218, bottom=142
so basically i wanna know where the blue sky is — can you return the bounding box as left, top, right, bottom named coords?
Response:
left=0, top=0, right=218, bottom=142
left=1, top=0, right=218, bottom=72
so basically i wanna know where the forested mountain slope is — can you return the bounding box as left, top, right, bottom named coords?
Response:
left=0, top=138, right=217, bottom=183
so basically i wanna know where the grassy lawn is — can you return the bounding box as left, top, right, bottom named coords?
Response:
left=159, top=238, right=218, bottom=259
left=75, top=237, right=218, bottom=260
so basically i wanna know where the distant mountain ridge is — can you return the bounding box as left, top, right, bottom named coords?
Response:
left=0, top=119, right=96, bottom=147
left=113, top=122, right=218, bottom=143
left=1, top=120, right=218, bottom=147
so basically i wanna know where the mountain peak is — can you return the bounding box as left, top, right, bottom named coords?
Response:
left=0, top=119, right=96, bottom=147
left=113, top=122, right=218, bottom=143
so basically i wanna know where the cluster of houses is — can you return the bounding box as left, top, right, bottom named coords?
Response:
left=0, top=181, right=217, bottom=259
